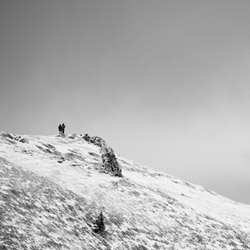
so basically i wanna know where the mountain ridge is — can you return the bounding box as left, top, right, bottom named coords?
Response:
left=0, top=132, right=250, bottom=250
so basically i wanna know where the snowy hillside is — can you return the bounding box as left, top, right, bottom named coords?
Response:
left=0, top=132, right=250, bottom=250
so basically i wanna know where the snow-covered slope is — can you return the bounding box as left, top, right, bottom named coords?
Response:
left=0, top=132, right=250, bottom=250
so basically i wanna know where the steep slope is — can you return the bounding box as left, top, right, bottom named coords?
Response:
left=0, top=132, right=250, bottom=250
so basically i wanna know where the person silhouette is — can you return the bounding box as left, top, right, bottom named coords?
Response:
left=62, top=123, right=65, bottom=134
left=58, top=124, right=62, bottom=134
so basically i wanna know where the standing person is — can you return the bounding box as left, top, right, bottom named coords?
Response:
left=62, top=123, right=65, bottom=134
left=58, top=124, right=62, bottom=134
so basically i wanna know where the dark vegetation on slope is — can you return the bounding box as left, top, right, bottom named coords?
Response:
left=100, top=146, right=122, bottom=177
left=82, top=134, right=122, bottom=177
left=93, top=212, right=106, bottom=234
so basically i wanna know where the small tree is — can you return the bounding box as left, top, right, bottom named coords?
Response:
left=93, top=212, right=105, bottom=234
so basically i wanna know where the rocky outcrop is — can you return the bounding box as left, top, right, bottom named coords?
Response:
left=100, top=146, right=122, bottom=177
left=83, top=134, right=107, bottom=148
left=0, top=133, right=29, bottom=144
left=82, top=134, right=122, bottom=176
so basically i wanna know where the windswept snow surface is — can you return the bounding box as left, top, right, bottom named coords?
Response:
left=0, top=132, right=250, bottom=250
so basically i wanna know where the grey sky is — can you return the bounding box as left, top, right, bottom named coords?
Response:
left=1, top=0, right=250, bottom=204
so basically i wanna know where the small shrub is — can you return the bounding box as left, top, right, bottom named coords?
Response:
left=93, top=212, right=105, bottom=234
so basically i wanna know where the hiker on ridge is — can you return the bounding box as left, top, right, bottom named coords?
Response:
left=62, top=123, right=65, bottom=134
left=58, top=124, right=62, bottom=134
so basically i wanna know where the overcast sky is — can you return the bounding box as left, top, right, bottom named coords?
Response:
left=1, top=0, right=250, bottom=204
